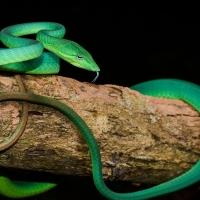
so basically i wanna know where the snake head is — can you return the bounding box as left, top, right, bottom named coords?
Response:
left=58, top=40, right=100, bottom=72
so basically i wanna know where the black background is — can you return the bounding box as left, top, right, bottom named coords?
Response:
left=0, top=1, right=200, bottom=199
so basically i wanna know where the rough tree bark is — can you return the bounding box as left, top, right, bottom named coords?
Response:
left=0, top=73, right=200, bottom=184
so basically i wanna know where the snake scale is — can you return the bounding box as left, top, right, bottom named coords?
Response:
left=0, top=22, right=200, bottom=199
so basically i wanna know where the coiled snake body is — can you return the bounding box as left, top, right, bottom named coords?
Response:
left=0, top=22, right=199, bottom=199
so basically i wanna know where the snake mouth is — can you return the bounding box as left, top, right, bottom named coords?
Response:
left=67, top=59, right=100, bottom=72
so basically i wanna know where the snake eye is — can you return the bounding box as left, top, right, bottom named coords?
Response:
left=77, top=55, right=83, bottom=60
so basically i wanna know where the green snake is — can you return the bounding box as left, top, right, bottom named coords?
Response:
left=0, top=22, right=200, bottom=199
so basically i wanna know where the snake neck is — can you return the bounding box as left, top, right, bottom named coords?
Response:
left=36, top=31, right=69, bottom=53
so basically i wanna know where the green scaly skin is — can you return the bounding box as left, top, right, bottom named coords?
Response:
left=0, top=80, right=200, bottom=199
left=0, top=22, right=100, bottom=73
left=0, top=23, right=199, bottom=199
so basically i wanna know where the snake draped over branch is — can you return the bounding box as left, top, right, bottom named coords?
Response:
left=0, top=22, right=200, bottom=200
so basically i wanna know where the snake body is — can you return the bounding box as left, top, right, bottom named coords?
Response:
left=0, top=23, right=200, bottom=199
left=0, top=75, right=28, bottom=151
left=0, top=22, right=100, bottom=74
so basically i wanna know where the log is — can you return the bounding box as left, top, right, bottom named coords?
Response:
left=0, top=73, right=200, bottom=184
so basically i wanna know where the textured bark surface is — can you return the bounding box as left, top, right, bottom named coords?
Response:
left=0, top=73, right=200, bottom=184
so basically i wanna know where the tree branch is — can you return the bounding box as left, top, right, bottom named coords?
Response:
left=0, top=73, right=200, bottom=184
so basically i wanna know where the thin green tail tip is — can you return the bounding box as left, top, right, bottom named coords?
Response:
left=0, top=176, right=57, bottom=198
